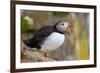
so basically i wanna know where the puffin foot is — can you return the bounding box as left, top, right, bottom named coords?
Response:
left=44, top=52, right=48, bottom=57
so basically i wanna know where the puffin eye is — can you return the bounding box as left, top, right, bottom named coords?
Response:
left=62, top=24, right=64, bottom=26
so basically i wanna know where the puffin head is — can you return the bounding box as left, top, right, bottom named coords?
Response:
left=54, top=20, right=73, bottom=35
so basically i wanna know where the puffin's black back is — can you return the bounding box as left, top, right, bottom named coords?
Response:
left=24, top=26, right=55, bottom=49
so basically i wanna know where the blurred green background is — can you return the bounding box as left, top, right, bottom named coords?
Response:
left=21, top=10, right=90, bottom=61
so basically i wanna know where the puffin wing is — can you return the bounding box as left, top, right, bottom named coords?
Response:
left=26, top=26, right=55, bottom=48
left=33, top=26, right=54, bottom=42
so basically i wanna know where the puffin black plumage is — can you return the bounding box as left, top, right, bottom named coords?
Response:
left=24, top=21, right=73, bottom=57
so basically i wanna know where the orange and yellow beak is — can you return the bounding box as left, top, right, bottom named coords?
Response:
left=65, top=21, right=73, bottom=35
left=65, top=27, right=71, bottom=35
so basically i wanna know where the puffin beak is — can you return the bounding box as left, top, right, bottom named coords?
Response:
left=65, top=26, right=71, bottom=35
left=65, top=21, right=73, bottom=35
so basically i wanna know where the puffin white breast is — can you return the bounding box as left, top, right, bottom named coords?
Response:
left=41, top=32, right=65, bottom=52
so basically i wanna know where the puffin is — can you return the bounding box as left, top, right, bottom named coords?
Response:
left=24, top=20, right=73, bottom=57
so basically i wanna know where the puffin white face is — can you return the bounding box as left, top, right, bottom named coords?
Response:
left=56, top=21, right=68, bottom=33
